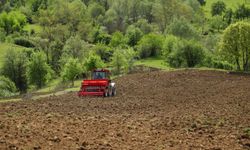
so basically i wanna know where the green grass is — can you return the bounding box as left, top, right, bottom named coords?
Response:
left=36, top=78, right=62, bottom=93
left=134, top=57, right=170, bottom=70
left=0, top=98, right=21, bottom=103
left=23, top=24, right=42, bottom=34
left=36, top=78, right=82, bottom=93
left=203, top=0, right=250, bottom=17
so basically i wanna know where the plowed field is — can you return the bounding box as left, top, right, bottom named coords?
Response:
left=0, top=70, right=250, bottom=150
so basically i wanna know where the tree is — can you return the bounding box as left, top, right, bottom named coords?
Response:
left=134, top=19, right=153, bottom=34
left=139, top=0, right=154, bottom=23
left=162, top=35, right=179, bottom=57
left=103, top=8, right=119, bottom=33
left=166, top=40, right=205, bottom=68
left=84, top=53, right=105, bottom=72
left=235, top=4, right=250, bottom=20
left=63, top=35, right=88, bottom=59
left=93, top=43, right=113, bottom=62
left=128, top=0, right=141, bottom=23
left=111, top=49, right=128, bottom=75
left=211, top=1, right=226, bottom=16
left=220, top=21, right=250, bottom=71
left=2, top=49, right=28, bottom=93
left=61, top=58, right=82, bottom=86
left=88, top=2, right=105, bottom=19
left=27, top=51, right=53, bottom=89
left=152, top=0, right=180, bottom=32
left=125, top=25, right=143, bottom=47
left=108, top=0, right=129, bottom=32
left=166, top=18, right=199, bottom=39
left=109, top=31, right=127, bottom=48
left=137, top=33, right=164, bottom=58
left=186, top=0, right=201, bottom=13
left=0, top=11, right=26, bottom=35
left=123, top=47, right=136, bottom=72
left=223, top=8, right=233, bottom=25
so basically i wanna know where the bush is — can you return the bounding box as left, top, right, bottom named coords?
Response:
left=2, top=49, right=28, bottom=93
left=14, top=37, right=35, bottom=48
left=203, top=53, right=233, bottom=70
left=162, top=35, right=179, bottom=57
left=0, top=76, right=17, bottom=98
left=111, top=49, right=128, bottom=75
left=111, top=48, right=136, bottom=75
left=212, top=60, right=233, bottom=70
left=211, top=1, right=226, bottom=16
left=137, top=33, right=164, bottom=58
left=61, top=58, right=82, bottom=86
left=27, top=51, right=53, bottom=89
left=209, top=15, right=227, bottom=32
left=166, top=40, right=205, bottom=68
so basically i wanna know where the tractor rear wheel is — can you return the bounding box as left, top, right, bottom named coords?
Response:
left=104, top=91, right=108, bottom=97
left=112, top=88, right=116, bottom=96
left=108, top=89, right=112, bottom=97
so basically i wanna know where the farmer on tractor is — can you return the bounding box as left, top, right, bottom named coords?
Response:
left=78, top=69, right=116, bottom=97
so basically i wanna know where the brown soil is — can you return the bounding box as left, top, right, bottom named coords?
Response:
left=0, top=69, right=250, bottom=150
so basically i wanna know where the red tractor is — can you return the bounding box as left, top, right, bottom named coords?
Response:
left=78, top=69, right=116, bottom=97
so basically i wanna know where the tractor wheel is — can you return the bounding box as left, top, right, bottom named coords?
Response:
left=103, top=91, right=109, bottom=97
left=108, top=89, right=112, bottom=97
left=112, top=88, right=116, bottom=96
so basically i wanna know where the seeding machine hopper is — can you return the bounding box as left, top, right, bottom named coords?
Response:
left=78, top=69, right=116, bottom=97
